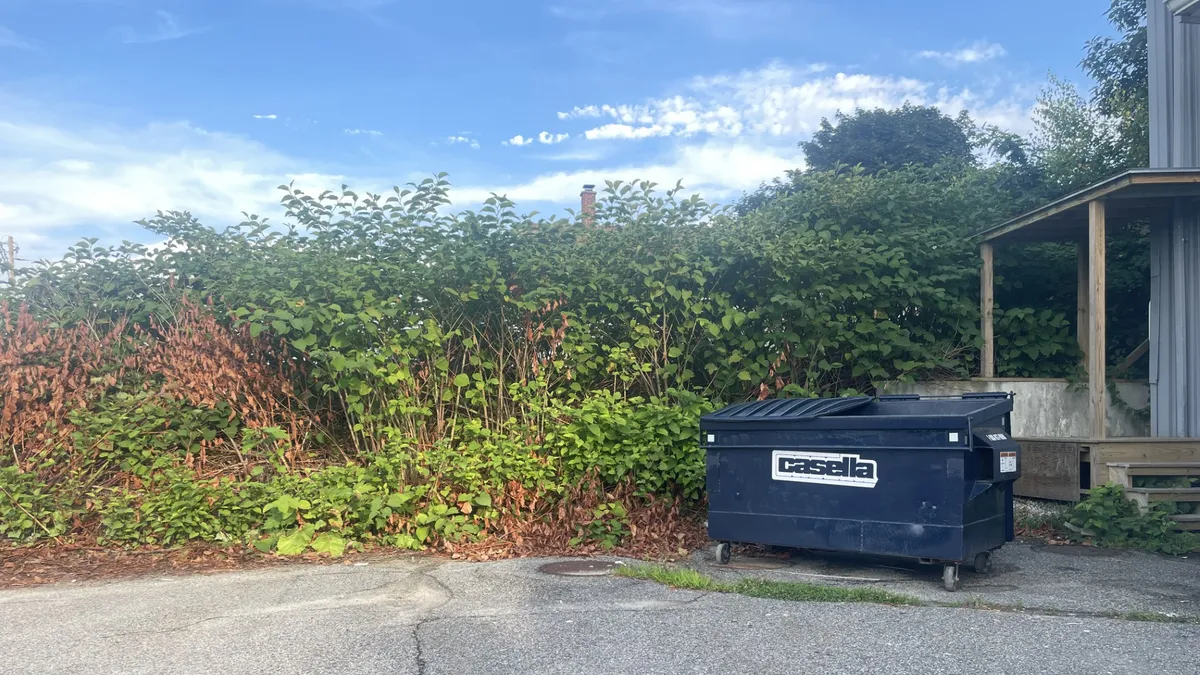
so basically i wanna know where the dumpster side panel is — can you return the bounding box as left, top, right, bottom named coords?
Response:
left=961, top=482, right=1009, bottom=558
left=706, top=440, right=972, bottom=562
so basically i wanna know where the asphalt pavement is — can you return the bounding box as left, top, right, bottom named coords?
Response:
left=2, top=545, right=1198, bottom=675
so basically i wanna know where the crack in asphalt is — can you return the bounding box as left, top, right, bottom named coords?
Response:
left=104, top=614, right=231, bottom=638
left=412, top=620, right=428, bottom=675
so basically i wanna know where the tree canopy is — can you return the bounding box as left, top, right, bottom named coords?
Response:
left=799, top=104, right=975, bottom=174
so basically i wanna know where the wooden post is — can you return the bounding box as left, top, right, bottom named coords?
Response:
left=1088, top=200, right=1107, bottom=440
left=1076, top=240, right=1089, bottom=359
left=980, top=242, right=995, bottom=378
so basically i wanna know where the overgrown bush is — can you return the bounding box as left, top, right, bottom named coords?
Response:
left=0, top=170, right=1098, bottom=555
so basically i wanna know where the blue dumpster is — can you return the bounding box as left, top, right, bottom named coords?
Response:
left=702, top=393, right=1019, bottom=591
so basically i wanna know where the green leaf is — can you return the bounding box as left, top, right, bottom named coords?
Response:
left=310, top=533, right=346, bottom=557
left=275, top=526, right=315, bottom=555
left=253, top=535, right=279, bottom=553
left=453, top=373, right=470, bottom=387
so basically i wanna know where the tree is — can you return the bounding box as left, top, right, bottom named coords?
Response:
left=799, top=104, right=975, bottom=174
left=1029, top=77, right=1131, bottom=193
left=1083, top=0, right=1147, bottom=114
left=1081, top=0, right=1149, bottom=168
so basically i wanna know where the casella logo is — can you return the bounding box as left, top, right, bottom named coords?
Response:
left=771, top=450, right=879, bottom=488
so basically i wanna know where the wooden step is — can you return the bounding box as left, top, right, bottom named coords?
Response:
left=1170, top=514, right=1200, bottom=532
left=1107, top=461, right=1200, bottom=475
left=1106, top=462, right=1200, bottom=487
left=1124, top=487, right=1200, bottom=510
left=1124, top=487, right=1200, bottom=501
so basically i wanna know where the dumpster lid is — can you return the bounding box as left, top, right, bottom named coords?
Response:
left=701, top=393, right=1013, bottom=431
left=701, top=396, right=872, bottom=421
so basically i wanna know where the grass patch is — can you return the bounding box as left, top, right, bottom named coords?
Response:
left=731, top=578, right=922, bottom=605
left=615, top=564, right=723, bottom=591
left=619, top=564, right=1200, bottom=624
left=616, top=564, right=921, bottom=606
left=1118, top=611, right=1197, bottom=624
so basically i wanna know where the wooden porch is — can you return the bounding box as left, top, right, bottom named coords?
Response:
left=974, top=169, right=1200, bottom=520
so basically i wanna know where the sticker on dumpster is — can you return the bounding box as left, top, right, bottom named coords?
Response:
left=986, top=433, right=1008, bottom=442
left=1000, top=451, right=1017, bottom=473
left=771, top=450, right=878, bottom=488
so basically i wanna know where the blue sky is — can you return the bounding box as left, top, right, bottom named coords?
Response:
left=1, top=0, right=1117, bottom=260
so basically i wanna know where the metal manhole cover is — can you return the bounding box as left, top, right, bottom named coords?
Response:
left=538, top=560, right=619, bottom=577
left=1032, top=544, right=1122, bottom=558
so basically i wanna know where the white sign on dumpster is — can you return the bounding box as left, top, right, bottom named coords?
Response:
left=771, top=450, right=879, bottom=488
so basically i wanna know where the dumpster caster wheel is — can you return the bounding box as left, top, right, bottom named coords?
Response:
left=972, top=552, right=992, bottom=575
left=715, top=542, right=732, bottom=565
left=942, top=564, right=960, bottom=592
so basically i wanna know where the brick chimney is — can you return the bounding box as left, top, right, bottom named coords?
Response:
left=580, top=184, right=596, bottom=226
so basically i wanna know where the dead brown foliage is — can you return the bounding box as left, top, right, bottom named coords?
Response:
left=0, top=297, right=314, bottom=479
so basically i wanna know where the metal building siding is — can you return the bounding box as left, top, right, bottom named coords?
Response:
left=1149, top=0, right=1174, bottom=167
left=1149, top=208, right=1200, bottom=437
left=1147, top=0, right=1200, bottom=436
left=1172, top=15, right=1200, bottom=165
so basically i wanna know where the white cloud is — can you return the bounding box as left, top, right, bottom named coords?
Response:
left=253, top=114, right=278, bottom=120
left=539, top=147, right=610, bottom=162
left=584, top=124, right=671, bottom=140
left=503, top=134, right=535, bottom=147
left=0, top=114, right=343, bottom=260
left=453, top=140, right=802, bottom=206
left=447, top=135, right=480, bottom=149
left=917, top=41, right=1007, bottom=66
left=537, top=131, right=570, bottom=144
left=0, top=25, right=34, bottom=50
left=345, top=128, right=383, bottom=136
left=456, top=60, right=1039, bottom=209
left=117, top=11, right=207, bottom=45
left=560, top=61, right=1034, bottom=142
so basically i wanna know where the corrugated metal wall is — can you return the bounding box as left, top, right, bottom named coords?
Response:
left=1149, top=207, right=1200, bottom=436
left=1147, top=0, right=1200, bottom=437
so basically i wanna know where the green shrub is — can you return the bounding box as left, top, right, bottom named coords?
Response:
left=1069, top=484, right=1199, bottom=555
left=70, top=393, right=242, bottom=479
left=993, top=307, right=1082, bottom=378
left=0, top=467, right=78, bottom=543
left=96, top=469, right=244, bottom=546
left=545, top=390, right=710, bottom=500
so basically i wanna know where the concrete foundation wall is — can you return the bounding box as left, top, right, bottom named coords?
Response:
left=878, top=379, right=1150, bottom=438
